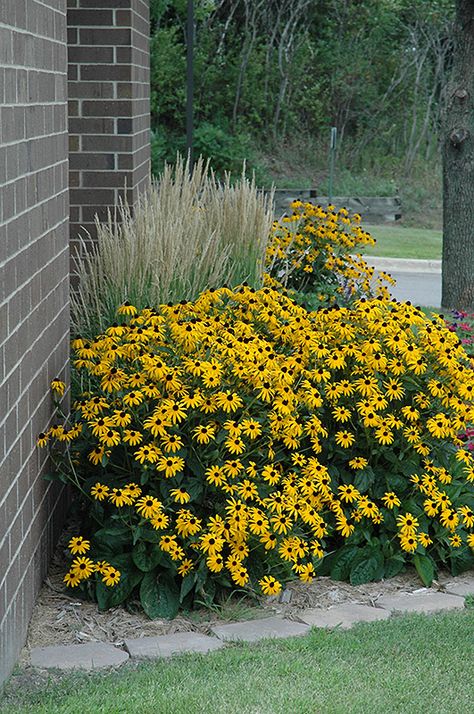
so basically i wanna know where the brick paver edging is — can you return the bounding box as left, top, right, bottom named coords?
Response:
left=28, top=575, right=474, bottom=671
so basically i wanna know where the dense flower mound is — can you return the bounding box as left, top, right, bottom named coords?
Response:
left=265, top=200, right=395, bottom=305
left=41, top=287, right=474, bottom=614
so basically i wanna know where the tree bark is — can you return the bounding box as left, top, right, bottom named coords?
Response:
left=442, top=0, right=474, bottom=311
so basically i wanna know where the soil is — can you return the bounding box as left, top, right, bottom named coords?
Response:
left=18, top=540, right=461, bottom=668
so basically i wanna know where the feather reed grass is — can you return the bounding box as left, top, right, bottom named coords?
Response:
left=71, top=156, right=274, bottom=336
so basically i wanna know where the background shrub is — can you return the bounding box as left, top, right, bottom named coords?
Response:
left=265, top=200, right=395, bottom=308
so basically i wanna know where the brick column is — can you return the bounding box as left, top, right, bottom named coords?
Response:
left=0, top=0, right=69, bottom=686
left=67, top=0, right=150, bottom=254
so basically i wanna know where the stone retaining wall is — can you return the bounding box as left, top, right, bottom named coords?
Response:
left=270, top=189, right=402, bottom=223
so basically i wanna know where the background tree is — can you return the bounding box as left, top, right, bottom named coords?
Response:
left=149, top=0, right=455, bottom=227
left=442, top=0, right=474, bottom=310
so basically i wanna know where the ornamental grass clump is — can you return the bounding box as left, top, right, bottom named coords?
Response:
left=41, top=288, right=474, bottom=616
left=265, top=200, right=395, bottom=307
left=71, top=155, right=274, bottom=337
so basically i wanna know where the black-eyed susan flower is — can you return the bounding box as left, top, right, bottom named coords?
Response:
left=259, top=575, right=282, bottom=595
left=335, top=430, right=355, bottom=448
left=51, top=379, right=66, bottom=397
left=90, top=482, right=109, bottom=500
left=193, top=424, right=216, bottom=444
left=136, top=495, right=161, bottom=519
left=102, top=566, right=121, bottom=586
left=71, top=557, right=95, bottom=580
left=156, top=455, right=184, bottom=478
left=109, top=488, right=134, bottom=507
left=170, top=487, right=191, bottom=504
left=382, top=492, right=401, bottom=509
left=123, top=429, right=143, bottom=446
left=117, top=301, right=137, bottom=316
left=397, top=513, right=419, bottom=534
left=68, top=536, right=90, bottom=555
left=36, top=432, right=49, bottom=448
left=63, top=570, right=81, bottom=588
left=177, top=559, right=194, bottom=576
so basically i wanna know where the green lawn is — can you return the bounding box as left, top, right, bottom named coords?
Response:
left=2, top=609, right=474, bottom=714
left=363, top=224, right=442, bottom=260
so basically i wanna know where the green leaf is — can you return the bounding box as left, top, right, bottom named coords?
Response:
left=180, top=573, right=196, bottom=603
left=94, top=525, right=131, bottom=554
left=353, top=469, right=374, bottom=493
left=140, top=571, right=180, bottom=619
left=132, top=541, right=163, bottom=572
left=384, top=556, right=405, bottom=579
left=96, top=558, right=142, bottom=610
left=413, top=553, right=435, bottom=586
left=330, top=546, right=361, bottom=581
left=450, top=546, right=474, bottom=577
left=349, top=556, right=381, bottom=585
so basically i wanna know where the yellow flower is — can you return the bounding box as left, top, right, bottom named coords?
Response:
left=170, top=487, right=191, bottom=504
left=348, top=457, right=368, bottom=470
left=418, top=532, right=433, bottom=548
left=63, top=570, right=81, bottom=588
left=215, top=391, right=244, bottom=413
left=51, top=379, right=66, bottom=396
left=123, top=429, right=143, bottom=446
left=334, top=430, right=355, bottom=448
left=36, top=432, right=49, bottom=448
left=136, top=495, right=161, bottom=519
left=398, top=533, right=417, bottom=553
left=71, top=557, right=95, bottom=580
left=161, top=433, right=184, bottom=453
left=90, top=482, right=109, bottom=500
left=123, top=390, right=144, bottom=407
left=259, top=575, right=282, bottom=596
left=156, top=455, right=185, bottom=478
left=338, top=484, right=360, bottom=503
left=177, top=559, right=194, bottom=576
left=109, top=488, right=135, bottom=507
left=397, top=513, right=419, bottom=534
left=102, top=567, right=121, bottom=587
left=68, top=536, right=90, bottom=555
left=117, top=301, right=137, bottom=316
left=100, top=429, right=121, bottom=448
left=381, top=492, right=400, bottom=509
left=193, top=424, right=216, bottom=444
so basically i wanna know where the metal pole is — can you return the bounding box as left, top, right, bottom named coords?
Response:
left=186, top=0, right=194, bottom=171
left=328, top=126, right=337, bottom=203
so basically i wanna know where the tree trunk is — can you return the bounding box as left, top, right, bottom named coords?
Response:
left=442, top=0, right=474, bottom=311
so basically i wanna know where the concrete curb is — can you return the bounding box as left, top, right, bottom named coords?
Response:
left=365, top=256, right=441, bottom=275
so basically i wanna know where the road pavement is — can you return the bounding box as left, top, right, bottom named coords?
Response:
left=369, top=257, right=442, bottom=308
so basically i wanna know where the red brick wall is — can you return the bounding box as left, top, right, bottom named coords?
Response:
left=67, top=0, right=150, bottom=255
left=0, top=0, right=70, bottom=686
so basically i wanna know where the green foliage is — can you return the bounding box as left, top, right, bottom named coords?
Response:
left=148, top=0, right=455, bottom=183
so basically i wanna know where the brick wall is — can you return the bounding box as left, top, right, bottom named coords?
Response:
left=67, top=0, right=150, bottom=255
left=0, top=0, right=70, bottom=686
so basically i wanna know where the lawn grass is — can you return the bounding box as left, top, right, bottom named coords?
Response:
left=2, top=609, right=474, bottom=714
left=363, top=224, right=442, bottom=260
